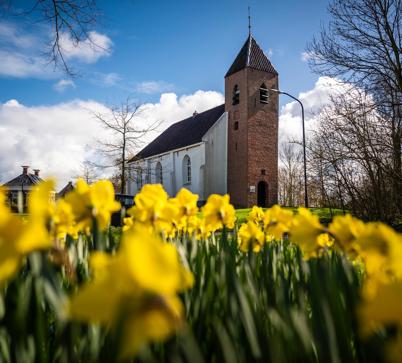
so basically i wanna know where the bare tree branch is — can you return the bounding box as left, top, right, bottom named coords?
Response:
left=0, top=0, right=101, bottom=75
left=93, top=98, right=161, bottom=194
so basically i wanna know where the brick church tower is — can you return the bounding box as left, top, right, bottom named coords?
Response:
left=225, top=34, right=279, bottom=208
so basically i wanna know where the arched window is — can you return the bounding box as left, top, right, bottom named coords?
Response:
left=232, top=85, right=240, bottom=105
left=136, top=167, right=143, bottom=190
left=146, top=167, right=151, bottom=184
left=182, top=155, right=191, bottom=184
left=259, top=83, right=269, bottom=104
left=155, top=162, right=163, bottom=184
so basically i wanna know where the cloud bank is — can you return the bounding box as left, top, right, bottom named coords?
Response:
left=0, top=78, right=349, bottom=190
left=279, top=76, right=347, bottom=143
left=0, top=90, right=224, bottom=189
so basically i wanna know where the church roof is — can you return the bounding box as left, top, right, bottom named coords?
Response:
left=131, top=104, right=225, bottom=160
left=225, top=35, right=277, bottom=77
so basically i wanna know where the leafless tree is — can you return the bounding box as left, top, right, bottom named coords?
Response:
left=75, top=160, right=99, bottom=184
left=0, top=0, right=101, bottom=75
left=93, top=98, right=159, bottom=194
left=307, top=0, right=402, bottom=217
left=278, top=141, right=304, bottom=207
left=309, top=89, right=398, bottom=222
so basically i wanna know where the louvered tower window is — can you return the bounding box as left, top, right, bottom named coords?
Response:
left=260, top=83, right=269, bottom=104
left=232, top=85, right=240, bottom=105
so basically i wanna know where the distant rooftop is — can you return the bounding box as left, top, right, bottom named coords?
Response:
left=3, top=166, right=43, bottom=188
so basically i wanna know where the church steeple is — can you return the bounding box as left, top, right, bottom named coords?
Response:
left=224, top=34, right=279, bottom=208
left=225, top=35, right=277, bottom=78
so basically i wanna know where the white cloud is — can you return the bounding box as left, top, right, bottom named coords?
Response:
left=279, top=76, right=348, bottom=143
left=136, top=90, right=224, bottom=143
left=100, top=72, right=121, bottom=86
left=0, top=21, right=113, bottom=79
left=0, top=50, right=53, bottom=78
left=136, top=80, right=174, bottom=94
left=267, top=48, right=274, bottom=57
left=3, top=99, right=22, bottom=108
left=53, top=79, right=76, bottom=92
left=59, top=31, right=113, bottom=63
left=0, top=99, right=110, bottom=189
left=0, top=22, right=38, bottom=48
left=0, top=21, right=54, bottom=78
left=89, top=72, right=122, bottom=87
left=0, top=90, right=224, bottom=189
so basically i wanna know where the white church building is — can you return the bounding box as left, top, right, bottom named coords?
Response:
left=127, top=33, right=279, bottom=208
left=127, top=106, right=228, bottom=202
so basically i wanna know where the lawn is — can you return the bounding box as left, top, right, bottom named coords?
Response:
left=235, top=206, right=346, bottom=225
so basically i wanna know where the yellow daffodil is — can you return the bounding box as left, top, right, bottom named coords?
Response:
left=17, top=180, right=55, bottom=254
left=69, top=225, right=193, bottom=358
left=328, top=214, right=364, bottom=257
left=263, top=205, right=294, bottom=240
left=173, top=188, right=199, bottom=218
left=0, top=181, right=54, bottom=285
left=359, top=280, right=402, bottom=335
left=353, top=223, right=402, bottom=297
left=289, top=208, right=325, bottom=258
left=202, top=194, right=236, bottom=231
left=247, top=206, right=265, bottom=224
left=167, top=189, right=200, bottom=236
left=52, top=199, right=78, bottom=241
left=65, top=179, right=120, bottom=231
left=122, top=216, right=134, bottom=232
left=317, top=233, right=334, bottom=248
left=128, top=184, right=179, bottom=234
left=238, top=221, right=265, bottom=252
left=386, top=336, right=402, bottom=363
left=189, top=216, right=212, bottom=240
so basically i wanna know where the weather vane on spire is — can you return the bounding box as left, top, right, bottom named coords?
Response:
left=248, top=6, right=251, bottom=36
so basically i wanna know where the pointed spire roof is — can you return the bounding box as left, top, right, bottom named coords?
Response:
left=225, top=35, right=277, bottom=77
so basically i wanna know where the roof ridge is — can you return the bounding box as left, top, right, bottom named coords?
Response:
left=246, top=34, right=252, bottom=66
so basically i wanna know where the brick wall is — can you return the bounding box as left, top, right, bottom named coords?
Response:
left=225, top=68, right=279, bottom=208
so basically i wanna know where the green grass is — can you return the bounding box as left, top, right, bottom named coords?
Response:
left=235, top=207, right=346, bottom=225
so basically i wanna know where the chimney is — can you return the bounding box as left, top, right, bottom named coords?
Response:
left=33, top=169, right=40, bottom=177
left=22, top=165, right=29, bottom=175
left=193, top=111, right=198, bottom=117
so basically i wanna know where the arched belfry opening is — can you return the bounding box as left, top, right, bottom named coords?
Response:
left=257, top=181, right=268, bottom=207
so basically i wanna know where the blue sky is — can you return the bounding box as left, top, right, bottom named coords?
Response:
left=0, top=0, right=330, bottom=107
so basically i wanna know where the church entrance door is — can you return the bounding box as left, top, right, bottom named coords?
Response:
left=257, top=181, right=268, bottom=207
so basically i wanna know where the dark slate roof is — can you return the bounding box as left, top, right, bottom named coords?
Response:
left=131, top=104, right=225, bottom=160
left=225, top=35, right=277, bottom=77
left=57, top=181, right=74, bottom=199
left=3, top=173, right=43, bottom=187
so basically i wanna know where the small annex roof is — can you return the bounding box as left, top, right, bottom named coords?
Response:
left=225, top=35, right=277, bottom=77
left=130, top=104, right=225, bottom=161
left=57, top=181, right=74, bottom=199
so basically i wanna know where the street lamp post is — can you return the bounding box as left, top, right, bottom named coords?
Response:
left=270, top=89, right=309, bottom=208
